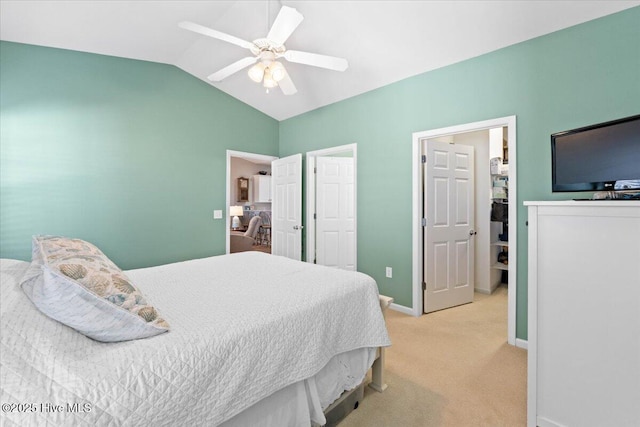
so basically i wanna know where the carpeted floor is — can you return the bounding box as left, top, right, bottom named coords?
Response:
left=341, top=285, right=527, bottom=427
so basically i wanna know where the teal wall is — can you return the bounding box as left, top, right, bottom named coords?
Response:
left=1, top=8, right=639, bottom=340
left=0, top=41, right=279, bottom=269
left=279, top=8, right=640, bottom=339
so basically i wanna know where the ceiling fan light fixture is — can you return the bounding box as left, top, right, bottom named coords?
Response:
left=263, top=67, right=278, bottom=88
left=248, top=62, right=266, bottom=83
left=270, top=61, right=286, bottom=82
left=179, top=5, right=346, bottom=96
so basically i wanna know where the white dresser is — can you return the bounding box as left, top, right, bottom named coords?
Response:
left=525, top=201, right=640, bottom=427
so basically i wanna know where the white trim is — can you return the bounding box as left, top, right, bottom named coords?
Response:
left=225, top=150, right=278, bottom=254
left=526, top=205, right=538, bottom=427
left=305, top=143, right=357, bottom=267
left=536, top=416, right=564, bottom=427
left=515, top=338, right=528, bottom=350
left=389, top=302, right=416, bottom=316
left=412, top=115, right=518, bottom=346
left=506, top=119, right=517, bottom=347
left=411, top=136, right=422, bottom=317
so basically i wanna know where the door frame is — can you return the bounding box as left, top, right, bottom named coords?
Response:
left=411, top=116, right=519, bottom=347
left=226, top=150, right=278, bottom=254
left=306, top=143, right=357, bottom=267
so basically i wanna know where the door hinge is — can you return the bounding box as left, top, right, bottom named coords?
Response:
left=421, top=155, right=426, bottom=163
left=313, top=213, right=317, bottom=220
left=422, top=282, right=426, bottom=291
left=314, top=258, right=317, bottom=264
left=314, top=167, right=317, bottom=173
left=421, top=218, right=427, bottom=227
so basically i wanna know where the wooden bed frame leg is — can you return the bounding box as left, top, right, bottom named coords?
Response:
left=370, top=295, right=393, bottom=393
left=370, top=347, right=387, bottom=392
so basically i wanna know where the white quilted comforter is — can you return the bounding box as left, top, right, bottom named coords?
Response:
left=1, top=253, right=390, bottom=426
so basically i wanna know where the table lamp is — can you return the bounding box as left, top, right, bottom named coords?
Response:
left=230, top=206, right=244, bottom=230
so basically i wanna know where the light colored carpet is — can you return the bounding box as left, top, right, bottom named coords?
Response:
left=342, top=285, right=527, bottom=426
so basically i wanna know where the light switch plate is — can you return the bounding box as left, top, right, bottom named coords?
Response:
left=213, top=210, right=223, bottom=219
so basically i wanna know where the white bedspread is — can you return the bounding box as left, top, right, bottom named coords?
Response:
left=1, top=253, right=390, bottom=426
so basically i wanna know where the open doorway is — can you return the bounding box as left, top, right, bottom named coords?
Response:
left=411, top=116, right=519, bottom=347
left=226, top=150, right=278, bottom=255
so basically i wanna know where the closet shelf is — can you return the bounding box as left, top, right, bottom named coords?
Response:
left=492, top=262, right=509, bottom=271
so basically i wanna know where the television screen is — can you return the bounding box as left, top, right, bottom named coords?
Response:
left=551, top=114, right=640, bottom=192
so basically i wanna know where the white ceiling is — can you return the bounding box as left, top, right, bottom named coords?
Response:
left=2, top=1, right=638, bottom=121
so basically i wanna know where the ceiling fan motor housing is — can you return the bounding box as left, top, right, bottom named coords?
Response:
left=250, top=39, right=285, bottom=56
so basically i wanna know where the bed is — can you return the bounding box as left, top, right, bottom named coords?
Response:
left=0, top=250, right=391, bottom=426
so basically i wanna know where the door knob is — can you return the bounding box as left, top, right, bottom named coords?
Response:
left=469, top=230, right=477, bottom=236
left=293, top=225, right=304, bottom=230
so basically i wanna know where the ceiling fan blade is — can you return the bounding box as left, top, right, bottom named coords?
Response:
left=282, top=50, right=348, bottom=72
left=267, top=6, right=304, bottom=46
left=208, top=57, right=258, bottom=82
left=278, top=70, right=297, bottom=95
left=179, top=21, right=254, bottom=50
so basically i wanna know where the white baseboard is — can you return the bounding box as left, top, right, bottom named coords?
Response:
left=389, top=303, right=416, bottom=316
left=515, top=338, right=528, bottom=350
left=475, top=281, right=502, bottom=295
left=537, top=416, right=563, bottom=427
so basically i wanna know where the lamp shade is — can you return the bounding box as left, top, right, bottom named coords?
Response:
left=248, top=62, right=266, bottom=83
left=262, top=67, right=278, bottom=88
left=270, top=62, right=286, bottom=82
left=230, top=205, right=244, bottom=217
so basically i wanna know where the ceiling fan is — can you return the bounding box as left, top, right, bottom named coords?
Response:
left=178, top=5, right=348, bottom=95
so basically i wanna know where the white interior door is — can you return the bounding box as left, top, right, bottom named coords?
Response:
left=272, top=153, right=302, bottom=260
left=316, top=157, right=355, bottom=270
left=423, top=140, right=475, bottom=313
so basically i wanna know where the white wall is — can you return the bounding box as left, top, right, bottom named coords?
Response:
left=489, top=127, right=503, bottom=160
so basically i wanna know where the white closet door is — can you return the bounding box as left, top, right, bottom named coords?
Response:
left=316, top=157, right=355, bottom=270
left=423, top=140, right=475, bottom=313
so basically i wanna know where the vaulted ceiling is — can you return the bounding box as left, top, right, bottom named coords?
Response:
left=2, top=1, right=638, bottom=120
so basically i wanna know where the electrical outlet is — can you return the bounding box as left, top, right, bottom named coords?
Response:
left=213, top=210, right=223, bottom=219
left=385, top=267, right=392, bottom=278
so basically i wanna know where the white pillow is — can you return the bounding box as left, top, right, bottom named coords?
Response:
left=18, top=235, right=45, bottom=295
left=21, top=236, right=169, bottom=342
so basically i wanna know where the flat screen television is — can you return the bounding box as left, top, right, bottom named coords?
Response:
left=551, top=114, right=640, bottom=192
